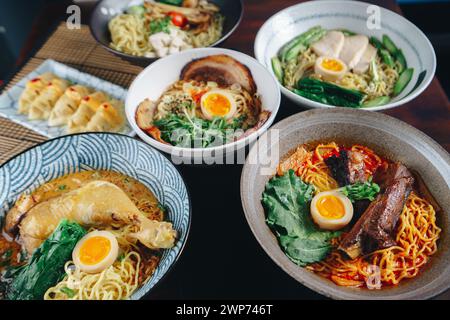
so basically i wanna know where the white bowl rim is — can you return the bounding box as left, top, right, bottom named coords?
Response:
left=254, top=0, right=437, bottom=111
left=126, top=47, right=281, bottom=155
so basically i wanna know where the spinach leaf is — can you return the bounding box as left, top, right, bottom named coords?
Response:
left=7, top=220, right=86, bottom=300
left=262, top=170, right=340, bottom=266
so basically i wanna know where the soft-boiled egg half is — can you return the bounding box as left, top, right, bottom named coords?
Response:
left=200, top=89, right=237, bottom=120
left=72, top=230, right=119, bottom=274
left=314, top=56, right=348, bottom=82
left=310, top=190, right=353, bottom=231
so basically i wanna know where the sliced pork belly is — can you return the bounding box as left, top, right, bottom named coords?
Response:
left=180, top=54, right=257, bottom=94
left=339, top=163, right=415, bottom=259
left=311, top=30, right=345, bottom=58
left=339, top=35, right=369, bottom=69
left=325, top=150, right=367, bottom=187
left=353, top=44, right=377, bottom=74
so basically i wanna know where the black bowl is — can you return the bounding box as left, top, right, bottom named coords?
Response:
left=89, top=0, right=243, bottom=67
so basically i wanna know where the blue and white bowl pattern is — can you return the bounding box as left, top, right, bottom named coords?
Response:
left=0, top=133, right=190, bottom=300
left=0, top=59, right=134, bottom=138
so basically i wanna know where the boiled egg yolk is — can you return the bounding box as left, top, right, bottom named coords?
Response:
left=200, top=89, right=237, bottom=120
left=310, top=190, right=353, bottom=231
left=321, top=58, right=344, bottom=72
left=314, top=56, right=348, bottom=82
left=73, top=230, right=119, bottom=274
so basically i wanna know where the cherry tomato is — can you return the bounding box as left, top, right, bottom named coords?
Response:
left=168, top=11, right=187, bottom=28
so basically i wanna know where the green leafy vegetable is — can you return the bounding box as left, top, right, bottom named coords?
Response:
left=156, top=0, right=183, bottom=5
left=154, top=113, right=245, bottom=148
left=341, top=180, right=381, bottom=202
left=0, top=249, right=13, bottom=267
left=60, top=287, right=75, bottom=298
left=262, top=170, right=340, bottom=266
left=150, top=17, right=171, bottom=34
left=18, top=250, right=27, bottom=263
left=295, top=78, right=366, bottom=108
left=2, top=249, right=12, bottom=260
left=7, top=220, right=86, bottom=300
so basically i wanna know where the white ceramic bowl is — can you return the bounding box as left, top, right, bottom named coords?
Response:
left=126, top=48, right=281, bottom=163
left=254, top=0, right=436, bottom=111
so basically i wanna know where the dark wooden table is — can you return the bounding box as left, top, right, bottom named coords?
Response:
left=1, top=0, right=449, bottom=300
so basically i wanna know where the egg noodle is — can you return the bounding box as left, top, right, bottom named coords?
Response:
left=44, top=251, right=141, bottom=300
left=108, top=3, right=224, bottom=57
left=308, top=192, right=441, bottom=287
left=109, top=14, right=152, bottom=56
left=293, top=143, right=441, bottom=288
left=153, top=80, right=261, bottom=129
left=297, top=142, right=340, bottom=193
left=282, top=48, right=399, bottom=101
left=44, top=226, right=156, bottom=300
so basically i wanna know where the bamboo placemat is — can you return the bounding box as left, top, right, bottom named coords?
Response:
left=0, top=23, right=144, bottom=164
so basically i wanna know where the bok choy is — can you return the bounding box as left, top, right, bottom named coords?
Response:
left=7, top=220, right=86, bottom=300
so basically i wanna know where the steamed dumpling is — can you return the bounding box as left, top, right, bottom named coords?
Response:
left=67, top=91, right=109, bottom=133
left=28, top=78, right=69, bottom=120
left=18, top=73, right=56, bottom=115
left=48, top=85, right=92, bottom=126
left=85, top=99, right=125, bottom=133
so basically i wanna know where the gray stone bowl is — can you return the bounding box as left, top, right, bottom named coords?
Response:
left=240, top=109, right=450, bottom=300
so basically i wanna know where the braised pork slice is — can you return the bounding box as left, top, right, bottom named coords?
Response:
left=325, top=150, right=366, bottom=187
left=339, top=163, right=414, bottom=259
left=236, top=110, right=271, bottom=141
left=180, top=55, right=257, bottom=94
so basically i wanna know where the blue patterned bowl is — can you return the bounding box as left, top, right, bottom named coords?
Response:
left=0, top=133, right=191, bottom=300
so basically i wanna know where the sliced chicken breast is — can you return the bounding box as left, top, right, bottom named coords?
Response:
left=353, top=44, right=377, bottom=74
left=339, top=35, right=369, bottom=69
left=311, top=31, right=345, bottom=58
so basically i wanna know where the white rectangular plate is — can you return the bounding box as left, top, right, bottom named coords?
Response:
left=0, top=59, right=134, bottom=138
